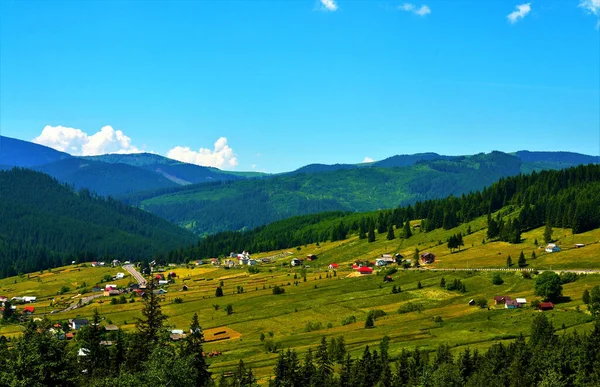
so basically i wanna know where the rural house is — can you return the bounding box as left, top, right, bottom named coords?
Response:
left=545, top=244, right=561, bottom=253
left=358, top=266, right=373, bottom=275
left=420, top=252, right=436, bottom=264
left=538, top=302, right=554, bottom=311
left=516, top=298, right=527, bottom=305
left=23, top=306, right=35, bottom=314
left=306, top=254, right=318, bottom=261
left=494, top=296, right=511, bottom=305
left=328, top=263, right=339, bottom=270
left=71, top=319, right=89, bottom=330
left=505, top=300, right=520, bottom=309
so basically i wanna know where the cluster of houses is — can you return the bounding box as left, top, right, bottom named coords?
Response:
left=492, top=296, right=554, bottom=311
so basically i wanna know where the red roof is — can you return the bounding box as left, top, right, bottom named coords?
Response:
left=352, top=264, right=359, bottom=269
left=539, top=302, right=554, bottom=310
left=358, top=267, right=373, bottom=274
left=329, top=263, right=339, bottom=268
left=24, top=306, right=35, bottom=313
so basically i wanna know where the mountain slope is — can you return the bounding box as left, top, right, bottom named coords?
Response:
left=128, top=151, right=525, bottom=235
left=0, top=168, right=197, bottom=277
left=84, top=153, right=254, bottom=184
left=0, top=135, right=71, bottom=167
left=35, top=158, right=179, bottom=197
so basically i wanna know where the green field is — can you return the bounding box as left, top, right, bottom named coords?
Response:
left=2, top=221, right=599, bottom=383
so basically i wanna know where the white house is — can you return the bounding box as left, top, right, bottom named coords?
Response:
left=23, top=296, right=37, bottom=303
left=545, top=244, right=561, bottom=253
left=158, top=280, right=169, bottom=285
left=375, top=259, right=389, bottom=267
left=516, top=298, right=527, bottom=305
left=115, top=273, right=125, bottom=279
left=290, top=258, right=302, bottom=267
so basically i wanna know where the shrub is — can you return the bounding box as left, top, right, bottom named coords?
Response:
left=225, top=304, right=233, bottom=315
left=559, top=272, right=578, bottom=285
left=398, top=303, right=424, bottom=314
left=174, top=297, right=183, bottom=304
left=248, top=266, right=260, bottom=274
left=341, top=315, right=356, bottom=326
left=492, top=273, right=504, bottom=285
left=110, top=298, right=118, bottom=305
left=365, top=313, right=374, bottom=328
left=531, top=299, right=541, bottom=309
left=522, top=271, right=532, bottom=280
left=446, top=279, right=467, bottom=293
left=304, top=321, right=323, bottom=332
left=272, top=285, right=285, bottom=295
left=59, top=286, right=71, bottom=295
left=434, top=316, right=444, bottom=324
left=476, top=298, right=488, bottom=308
left=263, top=340, right=280, bottom=353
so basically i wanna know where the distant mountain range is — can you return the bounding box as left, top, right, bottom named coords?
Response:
left=2, top=134, right=599, bottom=236
left=0, top=135, right=259, bottom=196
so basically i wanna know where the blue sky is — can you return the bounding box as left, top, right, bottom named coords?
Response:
left=1, top=0, right=599, bottom=173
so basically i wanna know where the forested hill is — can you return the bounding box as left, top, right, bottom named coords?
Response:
left=0, top=135, right=70, bottom=167
left=173, top=163, right=600, bottom=260
left=126, top=151, right=535, bottom=235
left=0, top=168, right=197, bottom=277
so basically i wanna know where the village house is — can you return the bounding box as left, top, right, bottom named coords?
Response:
left=306, top=254, right=318, bottom=261
left=505, top=300, right=520, bottom=309
left=91, top=286, right=103, bottom=292
left=545, top=244, right=561, bottom=253
left=328, top=263, right=339, bottom=270
left=247, top=259, right=258, bottom=266
left=538, top=302, right=554, bottom=311
left=516, top=298, right=527, bottom=305
left=494, top=296, right=511, bottom=305
left=420, top=252, right=436, bottom=264
left=71, top=318, right=89, bottom=330
left=211, top=258, right=220, bottom=266
left=158, top=280, right=169, bottom=285
left=115, top=273, right=125, bottom=279
left=358, top=266, right=373, bottom=275
left=290, top=258, right=302, bottom=267
left=23, top=296, right=37, bottom=303
left=0, top=296, right=8, bottom=303
left=154, top=288, right=168, bottom=295
left=23, top=306, right=35, bottom=314
left=104, top=324, right=119, bottom=331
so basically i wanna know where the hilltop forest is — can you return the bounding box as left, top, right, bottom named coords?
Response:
left=0, top=169, right=197, bottom=278
left=167, top=164, right=600, bottom=261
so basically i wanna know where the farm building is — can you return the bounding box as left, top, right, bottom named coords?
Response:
left=545, top=244, right=561, bottom=253
left=329, top=263, right=339, bottom=270
left=420, top=252, right=436, bottom=264
left=574, top=244, right=585, bottom=248
left=516, top=298, right=527, bottom=305
left=104, top=324, right=119, bottom=331
left=538, top=302, right=554, bottom=311
left=494, top=296, right=511, bottom=305
left=23, top=306, right=35, bottom=314
left=358, top=267, right=373, bottom=275
left=505, top=300, right=520, bottom=309
left=468, top=299, right=476, bottom=306
left=23, top=296, right=37, bottom=303
left=306, top=254, right=318, bottom=261
left=290, top=258, right=302, bottom=267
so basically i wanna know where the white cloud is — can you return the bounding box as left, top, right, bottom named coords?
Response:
left=33, top=125, right=141, bottom=156
left=507, top=3, right=531, bottom=24
left=399, top=3, right=431, bottom=16
left=167, top=137, right=238, bottom=169
left=318, top=0, right=338, bottom=12
left=252, top=164, right=257, bottom=170
left=362, top=157, right=375, bottom=163
left=579, top=0, right=600, bottom=27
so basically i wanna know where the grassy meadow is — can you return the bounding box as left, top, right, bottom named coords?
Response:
left=1, top=218, right=599, bottom=383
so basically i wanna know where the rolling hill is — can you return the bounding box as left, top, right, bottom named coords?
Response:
left=0, top=168, right=197, bottom=277
left=0, top=135, right=71, bottom=167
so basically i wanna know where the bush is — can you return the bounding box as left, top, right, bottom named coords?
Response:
left=110, top=298, right=118, bottom=305
left=174, top=297, right=183, bottom=304
left=248, top=266, right=260, bottom=274
left=59, top=286, right=71, bottom=295
left=272, top=285, right=285, bottom=295
left=382, top=267, right=398, bottom=276
left=434, top=316, right=443, bottom=324
left=398, top=303, right=423, bottom=314
left=225, top=304, right=233, bottom=315
left=522, top=271, right=532, bottom=280
left=476, top=298, right=488, bottom=308
left=304, top=321, right=323, bottom=332
left=531, top=299, right=541, bottom=309
left=559, top=272, right=578, bottom=285
left=367, top=309, right=387, bottom=320
left=215, top=287, right=224, bottom=297
left=263, top=340, right=280, bottom=353
left=492, top=273, right=504, bottom=285
left=341, top=315, right=356, bottom=326
left=446, top=279, right=467, bottom=293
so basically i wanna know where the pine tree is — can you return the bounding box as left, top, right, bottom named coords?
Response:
left=518, top=251, right=527, bottom=268
left=182, top=313, right=211, bottom=386
left=368, top=226, right=376, bottom=243
left=365, top=313, right=374, bottom=328
left=583, top=289, right=590, bottom=304
left=386, top=224, right=395, bottom=240
left=215, top=286, right=224, bottom=297
left=315, top=336, right=333, bottom=383
left=506, top=255, right=512, bottom=268
left=440, top=277, right=446, bottom=288
left=403, top=221, right=412, bottom=238
left=544, top=223, right=553, bottom=244
left=135, top=282, right=168, bottom=347
left=413, top=248, right=420, bottom=268
left=417, top=281, right=423, bottom=289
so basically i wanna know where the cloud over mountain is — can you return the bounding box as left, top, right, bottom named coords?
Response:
left=167, top=137, right=238, bottom=169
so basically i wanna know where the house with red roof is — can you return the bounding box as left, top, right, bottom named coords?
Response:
left=328, top=263, right=339, bottom=269
left=538, top=302, right=554, bottom=311
left=494, top=296, right=511, bottom=305
left=358, top=266, right=373, bottom=275
left=420, top=252, right=436, bottom=264
left=23, top=306, right=35, bottom=314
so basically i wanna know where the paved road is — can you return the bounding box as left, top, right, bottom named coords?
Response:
left=123, top=264, right=147, bottom=286
left=59, top=293, right=104, bottom=313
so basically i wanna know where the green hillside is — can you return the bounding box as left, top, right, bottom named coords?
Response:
left=130, top=151, right=599, bottom=236
left=0, top=168, right=197, bottom=277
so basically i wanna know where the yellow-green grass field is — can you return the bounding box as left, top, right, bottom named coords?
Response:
left=1, top=220, right=599, bottom=383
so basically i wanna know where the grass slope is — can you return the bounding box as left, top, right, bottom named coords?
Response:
left=2, top=218, right=599, bottom=383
